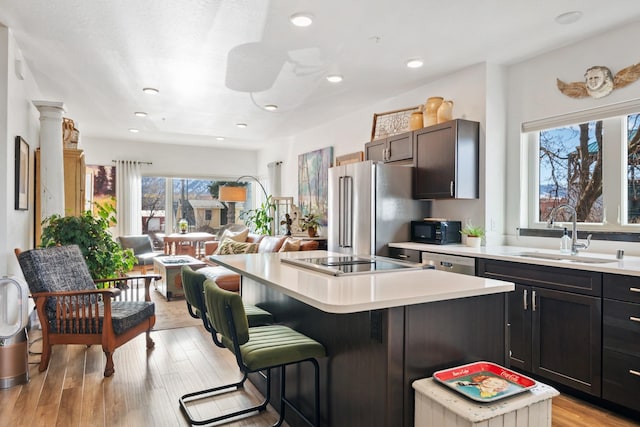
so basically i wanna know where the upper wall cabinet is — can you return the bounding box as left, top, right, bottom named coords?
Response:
left=413, top=119, right=479, bottom=200
left=364, top=131, right=413, bottom=165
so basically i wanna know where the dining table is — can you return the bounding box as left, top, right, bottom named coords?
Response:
left=163, top=232, right=216, bottom=257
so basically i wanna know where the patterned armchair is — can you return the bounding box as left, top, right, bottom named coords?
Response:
left=15, top=245, right=158, bottom=377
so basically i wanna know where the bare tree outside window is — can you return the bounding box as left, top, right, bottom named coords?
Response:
left=141, top=177, right=166, bottom=233
left=627, top=113, right=640, bottom=222
left=539, top=120, right=603, bottom=222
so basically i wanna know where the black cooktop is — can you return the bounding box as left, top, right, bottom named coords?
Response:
left=281, top=255, right=428, bottom=276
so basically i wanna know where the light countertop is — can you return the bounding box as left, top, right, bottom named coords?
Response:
left=208, top=250, right=514, bottom=314
left=390, top=242, right=640, bottom=276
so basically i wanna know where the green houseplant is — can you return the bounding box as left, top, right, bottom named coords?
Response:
left=241, top=195, right=276, bottom=235
left=460, top=223, right=485, bottom=247
left=40, top=201, right=135, bottom=280
left=300, top=212, right=321, bottom=237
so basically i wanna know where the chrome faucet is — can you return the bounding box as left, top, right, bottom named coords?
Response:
left=547, top=204, right=592, bottom=255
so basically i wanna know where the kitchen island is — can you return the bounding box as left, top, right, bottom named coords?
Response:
left=209, top=250, right=514, bottom=427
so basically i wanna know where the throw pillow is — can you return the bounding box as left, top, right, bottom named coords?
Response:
left=214, top=228, right=250, bottom=255
left=219, top=227, right=249, bottom=243
left=278, top=238, right=302, bottom=252
left=299, top=240, right=320, bottom=251
left=216, top=238, right=259, bottom=255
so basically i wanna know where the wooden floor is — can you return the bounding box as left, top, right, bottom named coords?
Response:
left=0, top=326, right=283, bottom=427
left=1, top=294, right=639, bottom=427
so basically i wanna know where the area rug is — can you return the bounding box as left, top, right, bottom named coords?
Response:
left=151, top=290, right=202, bottom=330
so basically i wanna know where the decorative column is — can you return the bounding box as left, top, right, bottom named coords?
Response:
left=33, top=100, right=65, bottom=219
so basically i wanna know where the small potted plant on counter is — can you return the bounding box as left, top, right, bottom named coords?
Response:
left=460, top=223, right=485, bottom=248
left=300, top=212, right=321, bottom=237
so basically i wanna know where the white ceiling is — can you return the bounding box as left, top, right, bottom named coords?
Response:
left=1, top=1, right=640, bottom=151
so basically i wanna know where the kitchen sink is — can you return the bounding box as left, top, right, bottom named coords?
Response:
left=516, top=251, right=618, bottom=264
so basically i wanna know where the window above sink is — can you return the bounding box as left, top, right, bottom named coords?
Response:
left=522, top=102, right=640, bottom=237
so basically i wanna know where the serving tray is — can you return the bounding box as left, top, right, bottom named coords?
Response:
left=433, top=361, right=536, bottom=403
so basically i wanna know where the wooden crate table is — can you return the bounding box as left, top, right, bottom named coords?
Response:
left=153, top=255, right=206, bottom=301
left=413, top=377, right=559, bottom=427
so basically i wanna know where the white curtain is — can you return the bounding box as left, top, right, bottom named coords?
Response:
left=115, top=160, right=142, bottom=236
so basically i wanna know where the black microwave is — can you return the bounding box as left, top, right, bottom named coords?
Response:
left=411, top=220, right=461, bottom=245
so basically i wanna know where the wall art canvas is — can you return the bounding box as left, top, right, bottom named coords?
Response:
left=87, top=164, right=116, bottom=214
left=298, top=146, right=333, bottom=225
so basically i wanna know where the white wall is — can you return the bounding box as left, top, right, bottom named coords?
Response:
left=0, top=27, right=42, bottom=276
left=505, top=21, right=640, bottom=254
left=82, top=137, right=258, bottom=179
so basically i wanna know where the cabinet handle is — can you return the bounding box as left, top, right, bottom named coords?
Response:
left=523, top=289, right=528, bottom=311
left=631, top=316, right=640, bottom=323
left=532, top=290, right=537, bottom=311
left=630, top=287, right=640, bottom=293
left=384, top=148, right=389, bottom=162
left=397, top=254, right=409, bottom=259
left=630, top=369, right=640, bottom=377
left=450, top=181, right=454, bottom=197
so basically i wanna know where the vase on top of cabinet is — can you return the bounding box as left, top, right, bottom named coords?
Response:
left=410, top=110, right=424, bottom=130
left=423, top=97, right=443, bottom=127
left=437, top=100, right=454, bottom=123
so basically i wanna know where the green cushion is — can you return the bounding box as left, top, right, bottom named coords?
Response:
left=245, top=304, right=273, bottom=326
left=182, top=266, right=207, bottom=314
left=188, top=270, right=272, bottom=327
left=205, top=279, right=250, bottom=343
left=203, top=280, right=324, bottom=371
left=239, top=325, right=326, bottom=371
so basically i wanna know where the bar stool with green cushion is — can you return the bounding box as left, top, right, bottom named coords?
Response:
left=179, top=279, right=326, bottom=427
left=181, top=266, right=273, bottom=347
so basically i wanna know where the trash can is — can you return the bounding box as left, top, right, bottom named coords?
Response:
left=0, top=276, right=29, bottom=389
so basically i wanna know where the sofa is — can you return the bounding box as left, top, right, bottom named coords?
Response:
left=199, top=231, right=320, bottom=292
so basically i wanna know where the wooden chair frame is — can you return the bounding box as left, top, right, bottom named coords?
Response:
left=17, top=245, right=161, bottom=378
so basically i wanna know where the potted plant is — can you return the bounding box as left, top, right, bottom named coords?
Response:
left=40, top=201, right=135, bottom=281
left=460, top=223, right=485, bottom=248
left=241, top=195, right=276, bottom=235
left=300, top=212, right=321, bottom=237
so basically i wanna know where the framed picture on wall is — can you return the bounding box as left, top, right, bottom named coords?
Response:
left=298, top=146, right=333, bottom=225
left=15, top=136, right=29, bottom=210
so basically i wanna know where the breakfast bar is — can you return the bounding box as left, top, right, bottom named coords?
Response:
left=209, top=250, right=515, bottom=427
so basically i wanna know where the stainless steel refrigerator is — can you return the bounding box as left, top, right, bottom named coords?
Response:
left=328, top=160, right=430, bottom=256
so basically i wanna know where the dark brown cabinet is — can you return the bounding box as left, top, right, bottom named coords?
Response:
left=365, top=131, right=413, bottom=164
left=602, top=274, right=640, bottom=412
left=413, top=119, right=479, bottom=199
left=478, top=259, right=602, bottom=396
left=388, top=247, right=421, bottom=263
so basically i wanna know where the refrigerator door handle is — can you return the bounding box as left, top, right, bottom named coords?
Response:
left=338, top=175, right=353, bottom=248
left=338, top=176, right=344, bottom=247
left=342, top=176, right=353, bottom=247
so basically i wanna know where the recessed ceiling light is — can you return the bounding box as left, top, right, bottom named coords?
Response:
left=216, top=136, right=225, bottom=141
left=142, top=87, right=159, bottom=94
left=290, top=13, right=313, bottom=27
left=264, top=104, right=278, bottom=111
left=236, top=123, right=248, bottom=128
left=555, top=11, right=583, bottom=25
left=406, top=59, right=424, bottom=69
left=326, top=74, right=343, bottom=83
left=134, top=111, right=147, bottom=117
left=128, top=128, right=140, bottom=133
